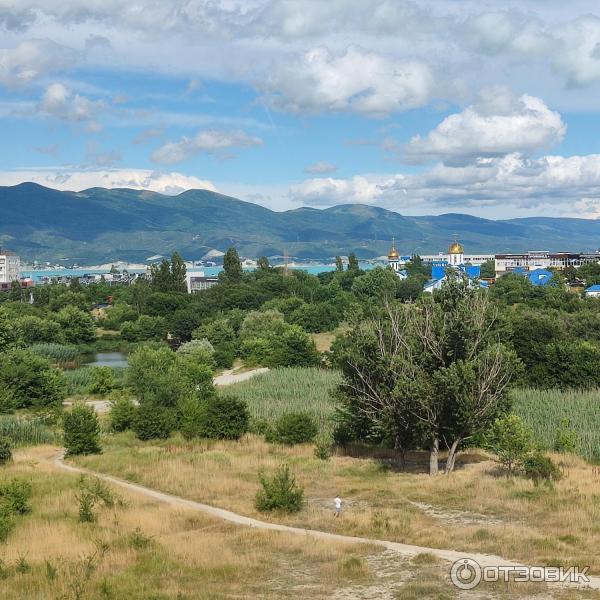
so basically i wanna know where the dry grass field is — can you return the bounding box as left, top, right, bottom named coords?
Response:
left=2, top=445, right=598, bottom=599
left=73, top=433, right=600, bottom=577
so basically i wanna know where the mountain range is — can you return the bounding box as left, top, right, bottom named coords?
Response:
left=1, top=183, right=599, bottom=264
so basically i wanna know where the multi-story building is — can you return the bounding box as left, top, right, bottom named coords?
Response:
left=186, top=270, right=219, bottom=293
left=0, top=250, right=21, bottom=285
left=495, top=251, right=600, bottom=274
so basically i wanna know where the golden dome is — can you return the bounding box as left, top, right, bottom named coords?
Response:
left=448, top=240, right=464, bottom=254
left=388, top=238, right=399, bottom=259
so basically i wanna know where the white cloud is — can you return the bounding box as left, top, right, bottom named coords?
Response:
left=263, top=46, right=435, bottom=116
left=0, top=168, right=216, bottom=196
left=0, top=39, right=77, bottom=87
left=288, top=153, right=600, bottom=218
left=151, top=129, right=263, bottom=164
left=404, top=88, right=566, bottom=165
left=38, top=83, right=105, bottom=128
left=304, top=161, right=337, bottom=174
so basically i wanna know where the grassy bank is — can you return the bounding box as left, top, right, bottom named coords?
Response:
left=220, top=367, right=340, bottom=433
left=512, top=388, right=600, bottom=461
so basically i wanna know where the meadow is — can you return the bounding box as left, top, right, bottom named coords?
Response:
left=0, top=416, right=55, bottom=446
left=220, top=367, right=340, bottom=433
left=512, top=388, right=600, bottom=461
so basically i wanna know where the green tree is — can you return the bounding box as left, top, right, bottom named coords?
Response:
left=257, top=256, right=270, bottom=271
left=335, top=256, right=344, bottom=272
left=479, top=259, right=496, bottom=279
left=486, top=414, right=534, bottom=475
left=63, top=404, right=102, bottom=456
left=170, top=252, right=187, bottom=293
left=405, top=255, right=431, bottom=278
left=88, top=367, right=116, bottom=395
left=0, top=308, right=22, bottom=352
left=0, top=350, right=65, bottom=411
left=347, top=253, right=359, bottom=272
left=55, top=306, right=96, bottom=344
left=222, top=247, right=243, bottom=282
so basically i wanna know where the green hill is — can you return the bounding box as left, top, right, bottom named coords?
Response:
left=1, top=183, right=598, bottom=263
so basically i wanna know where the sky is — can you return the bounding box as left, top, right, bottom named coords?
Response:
left=2, top=1, right=600, bottom=219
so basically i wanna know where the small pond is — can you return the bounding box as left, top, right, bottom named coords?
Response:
left=82, top=352, right=129, bottom=368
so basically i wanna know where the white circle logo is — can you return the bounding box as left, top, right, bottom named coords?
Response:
left=450, top=558, right=482, bottom=590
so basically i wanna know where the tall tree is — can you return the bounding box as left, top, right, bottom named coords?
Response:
left=335, top=256, right=344, bottom=272
left=257, top=256, right=270, bottom=271
left=170, top=252, right=187, bottom=293
left=347, top=253, right=359, bottom=272
left=222, top=247, right=243, bottom=282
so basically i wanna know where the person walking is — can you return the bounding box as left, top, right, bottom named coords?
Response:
left=334, top=495, right=342, bottom=518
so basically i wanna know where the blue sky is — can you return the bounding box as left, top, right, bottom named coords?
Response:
left=2, top=1, right=600, bottom=218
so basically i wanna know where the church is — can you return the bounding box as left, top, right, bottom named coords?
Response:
left=388, top=238, right=489, bottom=293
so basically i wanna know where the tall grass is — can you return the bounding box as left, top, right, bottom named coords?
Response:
left=63, top=367, right=126, bottom=396
left=28, top=343, right=79, bottom=364
left=512, top=388, right=600, bottom=461
left=0, top=416, right=55, bottom=446
left=220, top=367, right=340, bottom=432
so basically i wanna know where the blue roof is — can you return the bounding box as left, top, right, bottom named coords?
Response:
left=528, top=268, right=553, bottom=286
left=586, top=285, right=600, bottom=292
left=431, top=265, right=446, bottom=280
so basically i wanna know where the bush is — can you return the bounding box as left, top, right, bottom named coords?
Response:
left=522, top=452, right=562, bottom=485
left=176, top=339, right=215, bottom=368
left=270, top=412, right=318, bottom=445
left=255, top=464, right=304, bottom=513
left=0, top=437, right=11, bottom=465
left=0, top=479, right=32, bottom=515
left=0, top=512, right=14, bottom=542
left=554, top=418, right=580, bottom=454
left=133, top=402, right=174, bottom=441
left=198, top=396, right=249, bottom=440
left=109, top=395, right=137, bottom=432
left=486, top=414, right=534, bottom=474
left=63, top=404, right=102, bottom=456
left=87, top=367, right=116, bottom=395
left=314, top=437, right=332, bottom=460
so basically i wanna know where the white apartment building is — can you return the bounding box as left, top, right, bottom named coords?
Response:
left=494, top=251, right=600, bottom=274
left=0, top=251, right=20, bottom=284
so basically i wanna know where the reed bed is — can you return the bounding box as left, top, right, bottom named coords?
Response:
left=28, top=343, right=79, bottom=364
left=220, top=367, right=341, bottom=432
left=0, top=416, right=55, bottom=446
left=512, top=388, right=600, bottom=461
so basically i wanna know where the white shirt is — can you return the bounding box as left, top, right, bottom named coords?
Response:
left=335, top=497, right=342, bottom=509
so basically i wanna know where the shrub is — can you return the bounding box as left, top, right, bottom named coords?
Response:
left=314, top=437, right=332, bottom=460
left=76, top=489, right=96, bottom=523
left=87, top=367, right=116, bottom=395
left=554, top=418, right=580, bottom=454
left=176, top=339, right=215, bottom=368
left=0, top=479, right=32, bottom=515
left=133, top=402, right=174, bottom=441
left=178, top=396, right=204, bottom=440
left=522, top=452, right=562, bottom=486
left=198, top=396, right=249, bottom=440
left=486, top=414, right=534, bottom=474
left=63, top=404, right=102, bottom=456
left=0, top=512, right=14, bottom=542
left=0, top=437, right=11, bottom=465
left=271, top=412, right=318, bottom=445
left=109, top=395, right=137, bottom=432
left=255, top=464, right=304, bottom=513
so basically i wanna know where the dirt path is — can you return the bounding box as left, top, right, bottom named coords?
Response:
left=213, top=367, right=269, bottom=386
left=51, top=453, right=600, bottom=592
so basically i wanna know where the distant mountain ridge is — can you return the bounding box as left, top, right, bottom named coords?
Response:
left=1, top=182, right=599, bottom=263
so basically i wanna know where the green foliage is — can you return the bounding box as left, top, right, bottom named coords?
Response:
left=28, top=343, right=79, bottom=364
left=513, top=388, right=600, bottom=460
left=522, top=452, right=562, bottom=486
left=0, top=479, right=32, bottom=515
left=63, top=368, right=94, bottom=396
left=193, top=318, right=237, bottom=368
left=313, top=437, right=332, bottom=460
left=108, top=394, right=137, bottom=432
left=220, top=367, right=339, bottom=434
left=177, top=396, right=205, bottom=440
left=0, top=349, right=66, bottom=411
left=0, top=437, right=11, bottom=465
left=347, top=253, right=359, bottom=272
left=270, top=412, right=318, bottom=445
left=197, top=396, right=249, bottom=440
left=63, top=404, right=102, bottom=456
left=88, top=367, right=116, bottom=395
left=0, top=308, right=22, bottom=353
left=120, top=315, right=165, bottom=342
left=486, top=414, right=534, bottom=474
left=55, top=306, right=96, bottom=344
left=150, top=253, right=187, bottom=293
left=14, top=315, right=63, bottom=345
left=75, top=477, right=116, bottom=523
left=222, top=247, right=243, bottom=283
left=351, top=267, right=400, bottom=301
left=255, top=464, right=304, bottom=513
left=176, top=338, right=215, bottom=367
left=479, top=259, right=496, bottom=279
left=554, top=418, right=580, bottom=454
left=132, top=402, right=174, bottom=441
left=0, top=416, right=55, bottom=446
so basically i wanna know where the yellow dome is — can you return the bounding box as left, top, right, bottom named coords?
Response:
left=388, top=238, right=399, bottom=259
left=448, top=241, right=464, bottom=254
